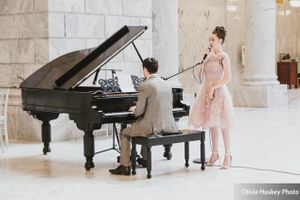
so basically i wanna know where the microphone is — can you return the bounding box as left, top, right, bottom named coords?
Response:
left=202, top=47, right=211, bottom=61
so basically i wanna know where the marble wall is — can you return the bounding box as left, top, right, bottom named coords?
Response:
left=0, top=0, right=49, bottom=141
left=178, top=0, right=253, bottom=102
left=178, top=0, right=227, bottom=95
left=178, top=0, right=297, bottom=106
left=0, top=1, right=48, bottom=87
left=47, top=0, right=152, bottom=77
left=224, top=0, right=247, bottom=103
left=47, top=0, right=152, bottom=141
left=1, top=0, right=152, bottom=141
left=152, top=0, right=179, bottom=87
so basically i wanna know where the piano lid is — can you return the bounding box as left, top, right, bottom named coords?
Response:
left=20, top=26, right=147, bottom=90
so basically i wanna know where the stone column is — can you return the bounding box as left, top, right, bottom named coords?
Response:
left=236, top=0, right=287, bottom=107
left=152, top=0, right=181, bottom=87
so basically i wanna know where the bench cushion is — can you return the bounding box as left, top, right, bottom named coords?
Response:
left=132, top=129, right=204, bottom=146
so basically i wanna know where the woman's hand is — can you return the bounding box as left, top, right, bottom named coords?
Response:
left=209, top=87, right=215, bottom=99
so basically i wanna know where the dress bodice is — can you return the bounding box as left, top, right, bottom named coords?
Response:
left=203, top=53, right=228, bottom=82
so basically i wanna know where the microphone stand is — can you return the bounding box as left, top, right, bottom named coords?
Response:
left=96, top=68, right=121, bottom=155
left=162, top=60, right=204, bottom=81
left=163, top=47, right=211, bottom=80
left=162, top=59, right=209, bottom=165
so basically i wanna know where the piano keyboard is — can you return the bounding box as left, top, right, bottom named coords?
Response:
left=103, top=108, right=184, bottom=117
left=104, top=111, right=134, bottom=117
left=172, top=108, right=184, bottom=112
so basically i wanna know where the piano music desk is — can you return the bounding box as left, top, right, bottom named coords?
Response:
left=131, top=129, right=206, bottom=179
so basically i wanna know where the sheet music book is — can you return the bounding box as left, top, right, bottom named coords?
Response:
left=118, top=74, right=136, bottom=92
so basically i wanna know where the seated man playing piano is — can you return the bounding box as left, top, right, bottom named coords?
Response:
left=109, top=57, right=179, bottom=175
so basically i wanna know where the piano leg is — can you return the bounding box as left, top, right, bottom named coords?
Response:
left=163, top=144, right=172, bottom=160
left=74, top=121, right=101, bottom=171
left=33, top=112, right=59, bottom=155
left=42, top=121, right=51, bottom=155
left=83, top=130, right=95, bottom=171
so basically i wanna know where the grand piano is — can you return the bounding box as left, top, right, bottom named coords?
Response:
left=20, top=25, right=189, bottom=171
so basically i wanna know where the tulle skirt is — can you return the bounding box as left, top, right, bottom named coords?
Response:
left=189, top=82, right=235, bottom=129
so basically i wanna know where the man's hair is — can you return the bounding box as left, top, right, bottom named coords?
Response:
left=142, top=57, right=158, bottom=74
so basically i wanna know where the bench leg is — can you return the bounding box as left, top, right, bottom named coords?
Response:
left=184, top=142, right=189, bottom=167
left=131, top=139, right=137, bottom=175
left=200, top=133, right=205, bottom=170
left=147, top=146, right=152, bottom=179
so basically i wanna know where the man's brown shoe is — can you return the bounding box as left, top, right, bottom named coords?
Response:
left=109, top=165, right=131, bottom=176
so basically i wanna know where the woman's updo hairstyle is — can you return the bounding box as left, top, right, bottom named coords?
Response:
left=212, top=26, right=227, bottom=44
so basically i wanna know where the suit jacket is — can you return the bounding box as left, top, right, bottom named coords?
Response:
left=123, top=74, right=179, bottom=137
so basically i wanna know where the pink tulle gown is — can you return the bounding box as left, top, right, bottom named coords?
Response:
left=189, top=52, right=234, bottom=129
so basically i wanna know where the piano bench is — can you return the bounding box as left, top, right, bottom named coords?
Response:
left=130, top=129, right=206, bottom=179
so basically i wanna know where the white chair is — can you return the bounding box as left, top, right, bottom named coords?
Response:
left=0, top=89, right=9, bottom=152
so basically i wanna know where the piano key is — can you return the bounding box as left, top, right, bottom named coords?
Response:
left=104, top=111, right=134, bottom=117
left=172, top=107, right=184, bottom=112
left=103, top=108, right=184, bottom=117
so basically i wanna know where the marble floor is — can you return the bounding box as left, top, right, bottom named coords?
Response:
left=1, top=89, right=300, bottom=200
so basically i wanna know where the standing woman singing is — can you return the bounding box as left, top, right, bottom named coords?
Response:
left=189, top=26, right=235, bottom=169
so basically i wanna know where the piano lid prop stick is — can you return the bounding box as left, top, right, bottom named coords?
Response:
left=132, top=42, right=143, bottom=63
left=93, top=69, right=100, bottom=85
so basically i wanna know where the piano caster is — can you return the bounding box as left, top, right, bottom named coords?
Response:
left=43, top=146, right=51, bottom=155
left=163, top=152, right=172, bottom=160
left=201, top=165, right=205, bottom=171
left=85, top=165, right=91, bottom=171
left=132, top=170, right=136, bottom=175
left=85, top=161, right=95, bottom=171
left=164, top=153, right=172, bottom=160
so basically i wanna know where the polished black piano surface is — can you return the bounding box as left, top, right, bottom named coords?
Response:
left=20, top=25, right=190, bottom=171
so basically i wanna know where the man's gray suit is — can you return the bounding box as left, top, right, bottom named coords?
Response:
left=120, top=74, right=179, bottom=166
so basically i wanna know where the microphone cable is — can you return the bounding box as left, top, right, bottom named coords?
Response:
left=193, top=47, right=211, bottom=85
left=192, top=65, right=202, bottom=85
left=206, top=130, right=300, bottom=176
